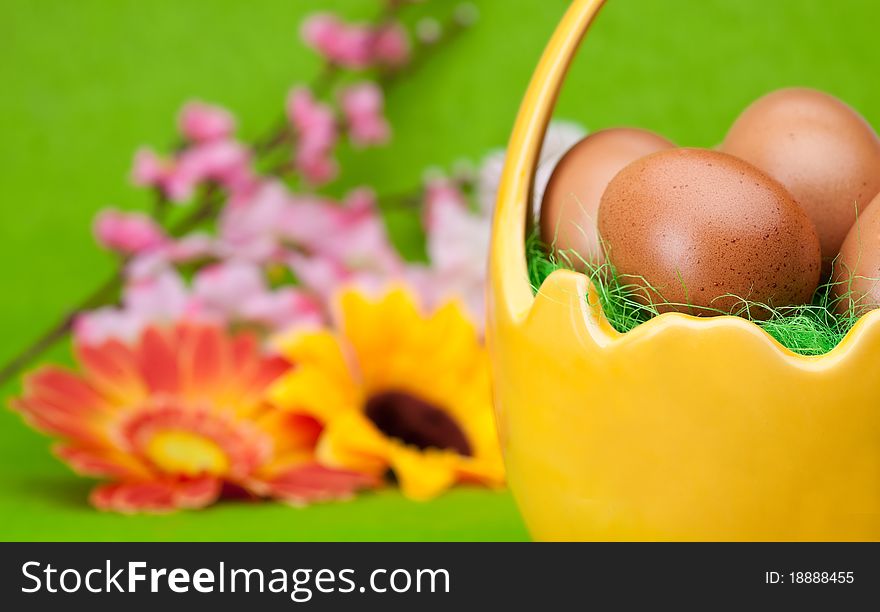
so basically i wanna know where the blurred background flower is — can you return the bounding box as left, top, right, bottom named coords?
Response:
left=5, top=0, right=516, bottom=519
left=4, top=0, right=880, bottom=539
left=270, top=288, right=504, bottom=501
left=13, top=324, right=375, bottom=513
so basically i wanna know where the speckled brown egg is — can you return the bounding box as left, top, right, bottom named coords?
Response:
left=540, top=127, right=674, bottom=263
left=597, top=148, right=821, bottom=316
left=721, top=88, right=880, bottom=271
left=833, top=191, right=880, bottom=315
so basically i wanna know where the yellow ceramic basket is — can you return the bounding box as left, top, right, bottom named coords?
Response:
left=488, top=0, right=880, bottom=541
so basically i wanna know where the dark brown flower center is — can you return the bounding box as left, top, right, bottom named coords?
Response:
left=365, top=391, right=472, bottom=456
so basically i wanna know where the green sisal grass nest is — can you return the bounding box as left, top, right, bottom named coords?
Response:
left=525, top=231, right=866, bottom=356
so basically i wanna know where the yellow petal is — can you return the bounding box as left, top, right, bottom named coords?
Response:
left=268, top=365, right=357, bottom=423
left=388, top=445, right=459, bottom=501
left=273, top=330, right=351, bottom=382
left=337, top=288, right=424, bottom=391
left=268, top=330, right=360, bottom=422
left=455, top=454, right=506, bottom=488
left=317, top=412, right=392, bottom=476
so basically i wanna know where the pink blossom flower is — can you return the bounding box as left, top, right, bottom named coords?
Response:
left=218, top=181, right=383, bottom=264
left=163, top=233, right=217, bottom=262
left=475, top=152, right=505, bottom=217
left=296, top=152, right=338, bottom=187
left=171, top=140, right=256, bottom=199
left=422, top=175, right=469, bottom=231
left=190, top=261, right=268, bottom=316
left=372, top=23, right=410, bottom=67
left=218, top=181, right=293, bottom=261
left=287, top=253, right=393, bottom=302
left=74, top=270, right=190, bottom=345
left=412, top=178, right=490, bottom=329
left=73, top=308, right=144, bottom=348
left=76, top=259, right=324, bottom=346
left=286, top=87, right=339, bottom=185
left=285, top=253, right=349, bottom=300
left=411, top=121, right=587, bottom=330
left=131, top=147, right=197, bottom=202
left=189, top=261, right=324, bottom=332
left=331, top=189, right=401, bottom=274
left=178, top=101, right=236, bottom=143
left=238, top=288, right=323, bottom=331
left=125, top=233, right=218, bottom=281
left=125, top=252, right=172, bottom=282
left=94, top=209, right=167, bottom=255
left=301, top=13, right=374, bottom=69
left=131, top=140, right=254, bottom=203
left=301, top=13, right=410, bottom=70
left=126, top=270, right=191, bottom=321
left=131, top=148, right=172, bottom=189
left=340, top=83, right=390, bottom=147
left=287, top=188, right=400, bottom=271
left=281, top=189, right=404, bottom=299
left=220, top=182, right=384, bottom=264
left=477, top=120, right=586, bottom=218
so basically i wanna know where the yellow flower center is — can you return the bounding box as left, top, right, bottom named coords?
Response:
left=365, top=391, right=472, bottom=456
left=145, top=430, right=230, bottom=476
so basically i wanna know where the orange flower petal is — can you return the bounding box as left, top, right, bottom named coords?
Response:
left=137, top=327, right=180, bottom=394
left=55, top=444, right=152, bottom=480
left=15, top=322, right=338, bottom=514
left=175, top=476, right=224, bottom=509
left=230, top=331, right=259, bottom=372
left=182, top=325, right=229, bottom=397
left=75, top=339, right=145, bottom=404
left=172, top=322, right=201, bottom=353
left=249, top=355, right=291, bottom=394
left=12, top=396, right=105, bottom=443
left=91, top=477, right=221, bottom=514
left=24, top=367, right=112, bottom=417
left=252, top=463, right=378, bottom=505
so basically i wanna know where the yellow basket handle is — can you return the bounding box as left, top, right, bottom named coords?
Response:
left=489, top=0, right=606, bottom=323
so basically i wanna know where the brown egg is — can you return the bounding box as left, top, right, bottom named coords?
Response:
left=721, top=88, right=880, bottom=271
left=833, top=192, right=880, bottom=314
left=540, top=127, right=674, bottom=263
left=597, top=148, right=821, bottom=316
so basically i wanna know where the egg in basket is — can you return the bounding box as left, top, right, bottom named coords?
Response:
left=488, top=0, right=880, bottom=541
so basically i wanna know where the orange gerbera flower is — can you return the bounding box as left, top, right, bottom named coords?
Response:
left=12, top=323, right=375, bottom=513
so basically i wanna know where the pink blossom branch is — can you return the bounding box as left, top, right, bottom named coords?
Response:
left=0, top=3, right=475, bottom=388
left=0, top=180, right=428, bottom=388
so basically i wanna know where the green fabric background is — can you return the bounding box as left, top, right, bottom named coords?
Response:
left=2, top=0, right=879, bottom=541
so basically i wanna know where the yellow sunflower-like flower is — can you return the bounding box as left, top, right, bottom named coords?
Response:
left=269, top=287, right=504, bottom=500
